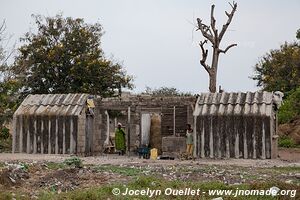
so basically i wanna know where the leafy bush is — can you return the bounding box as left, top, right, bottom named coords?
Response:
left=63, top=156, right=83, bottom=168
left=0, top=127, right=9, bottom=140
left=278, top=136, right=296, bottom=148
left=0, top=127, right=12, bottom=152
left=278, top=87, right=300, bottom=124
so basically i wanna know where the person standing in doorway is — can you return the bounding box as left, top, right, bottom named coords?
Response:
left=115, top=122, right=126, bottom=155
left=186, top=124, right=193, bottom=158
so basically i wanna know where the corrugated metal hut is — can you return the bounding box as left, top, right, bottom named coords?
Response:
left=12, top=94, right=101, bottom=155
left=193, top=91, right=278, bottom=159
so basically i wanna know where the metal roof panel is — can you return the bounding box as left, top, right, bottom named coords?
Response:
left=14, top=93, right=89, bottom=117
left=193, top=92, right=274, bottom=117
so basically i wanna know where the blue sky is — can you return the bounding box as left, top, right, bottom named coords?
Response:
left=1, top=0, right=300, bottom=93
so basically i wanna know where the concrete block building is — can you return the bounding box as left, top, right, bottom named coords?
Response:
left=12, top=91, right=281, bottom=159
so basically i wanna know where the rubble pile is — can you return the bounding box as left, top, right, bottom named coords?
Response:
left=0, top=163, right=29, bottom=186
left=36, top=168, right=80, bottom=193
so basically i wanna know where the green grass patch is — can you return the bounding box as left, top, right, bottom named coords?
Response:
left=278, top=136, right=296, bottom=148
left=0, top=162, right=5, bottom=169
left=34, top=176, right=299, bottom=200
left=45, top=162, right=66, bottom=170
left=267, top=166, right=300, bottom=173
left=94, top=164, right=143, bottom=176
left=45, top=157, right=83, bottom=170
left=0, top=191, right=32, bottom=200
left=63, top=156, right=83, bottom=168
left=0, top=192, right=12, bottom=200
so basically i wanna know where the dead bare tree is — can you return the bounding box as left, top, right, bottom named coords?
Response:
left=0, top=20, right=15, bottom=78
left=196, top=2, right=237, bottom=93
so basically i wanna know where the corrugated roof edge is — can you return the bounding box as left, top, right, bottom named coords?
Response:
left=13, top=93, right=90, bottom=117
left=196, top=91, right=273, bottom=105
left=193, top=91, right=275, bottom=117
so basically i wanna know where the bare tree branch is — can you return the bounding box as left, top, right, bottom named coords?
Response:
left=210, top=4, right=218, bottom=38
left=196, top=2, right=237, bottom=92
left=219, top=43, right=237, bottom=54
left=218, top=1, right=237, bottom=42
left=196, top=18, right=214, bottom=44
left=225, top=11, right=230, bottom=18
left=229, top=1, right=235, bottom=9
left=199, top=40, right=211, bottom=74
left=0, top=20, right=6, bottom=36
left=0, top=20, right=15, bottom=69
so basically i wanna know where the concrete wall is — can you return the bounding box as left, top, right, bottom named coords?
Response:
left=92, top=107, right=102, bottom=155
left=77, top=114, right=86, bottom=155
left=162, top=136, right=186, bottom=156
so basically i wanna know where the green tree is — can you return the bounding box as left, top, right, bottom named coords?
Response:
left=143, top=86, right=192, bottom=97
left=252, top=42, right=300, bottom=94
left=278, top=87, right=300, bottom=123
left=0, top=79, right=21, bottom=125
left=13, top=14, right=133, bottom=97
left=252, top=30, right=300, bottom=124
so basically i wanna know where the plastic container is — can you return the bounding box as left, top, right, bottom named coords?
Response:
left=150, top=148, right=158, bottom=160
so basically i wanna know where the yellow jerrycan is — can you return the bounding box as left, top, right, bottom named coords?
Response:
left=150, top=148, right=158, bottom=160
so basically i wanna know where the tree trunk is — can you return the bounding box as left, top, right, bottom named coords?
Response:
left=209, top=49, right=219, bottom=93
left=209, top=70, right=217, bottom=93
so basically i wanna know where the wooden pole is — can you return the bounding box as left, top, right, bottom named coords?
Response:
left=173, top=106, right=176, bottom=136
left=127, top=106, right=131, bottom=156
left=69, top=119, right=73, bottom=154
left=34, top=119, right=37, bottom=153
left=253, top=118, right=257, bottom=159
left=19, top=116, right=23, bottom=153
left=12, top=115, right=16, bottom=153
left=41, top=120, right=44, bottom=154
left=261, top=121, right=266, bottom=159
left=48, top=119, right=51, bottom=154
left=55, top=117, right=58, bottom=154
left=201, top=122, right=205, bottom=158
left=62, top=119, right=65, bottom=154
left=193, top=116, right=197, bottom=157
left=209, top=118, right=214, bottom=158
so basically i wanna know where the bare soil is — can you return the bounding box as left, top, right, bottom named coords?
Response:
left=278, top=118, right=300, bottom=144
left=0, top=149, right=299, bottom=167
left=278, top=148, right=300, bottom=162
left=0, top=149, right=299, bottom=198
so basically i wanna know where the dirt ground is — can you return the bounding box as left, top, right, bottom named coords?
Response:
left=278, top=148, right=300, bottom=162
left=0, top=149, right=299, bottom=199
left=0, top=148, right=299, bottom=168
left=278, top=118, right=300, bottom=144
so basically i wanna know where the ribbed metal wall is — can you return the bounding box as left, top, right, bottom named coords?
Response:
left=195, top=116, right=271, bottom=159
left=193, top=92, right=275, bottom=159
left=12, top=94, right=88, bottom=154
left=13, top=115, right=78, bottom=154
